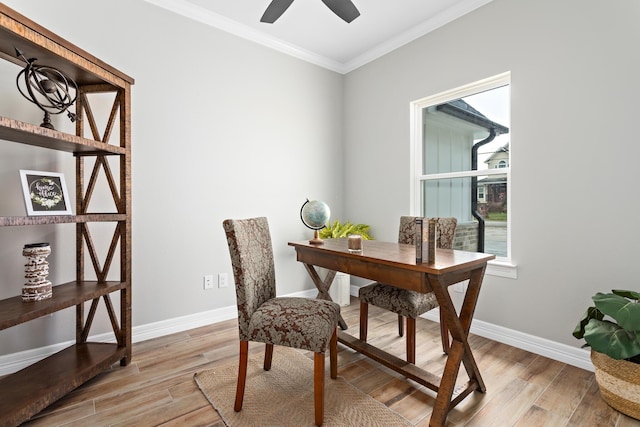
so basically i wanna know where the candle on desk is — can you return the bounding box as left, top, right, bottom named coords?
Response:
left=348, top=234, right=363, bottom=253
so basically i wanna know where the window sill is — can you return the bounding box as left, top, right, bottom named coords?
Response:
left=487, top=260, right=517, bottom=279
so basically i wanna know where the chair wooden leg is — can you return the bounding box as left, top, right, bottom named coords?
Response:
left=234, top=340, right=249, bottom=412
left=314, top=352, right=325, bottom=426
left=359, top=301, right=368, bottom=342
left=398, top=314, right=404, bottom=337
left=406, top=317, right=416, bottom=364
left=330, top=328, right=338, bottom=379
left=264, top=343, right=274, bottom=370
left=439, top=310, right=450, bottom=354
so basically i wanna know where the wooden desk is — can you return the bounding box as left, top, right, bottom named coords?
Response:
left=288, top=238, right=495, bottom=427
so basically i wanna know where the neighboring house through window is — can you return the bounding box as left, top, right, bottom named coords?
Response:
left=410, top=72, right=516, bottom=278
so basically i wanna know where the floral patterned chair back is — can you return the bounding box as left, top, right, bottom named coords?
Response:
left=398, top=216, right=457, bottom=249
left=222, top=217, right=276, bottom=341
left=222, top=216, right=340, bottom=425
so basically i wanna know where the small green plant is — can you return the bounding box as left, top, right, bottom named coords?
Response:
left=319, top=220, right=373, bottom=240
left=573, top=289, right=640, bottom=363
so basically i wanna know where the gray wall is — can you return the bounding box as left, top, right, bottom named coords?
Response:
left=0, top=0, right=344, bottom=354
left=1, top=0, right=638, bottom=358
left=343, top=0, right=640, bottom=346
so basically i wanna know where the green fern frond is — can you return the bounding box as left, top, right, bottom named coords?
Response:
left=319, top=220, right=373, bottom=240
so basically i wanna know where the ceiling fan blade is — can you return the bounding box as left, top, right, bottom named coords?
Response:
left=261, top=0, right=295, bottom=23
left=321, top=0, right=360, bottom=23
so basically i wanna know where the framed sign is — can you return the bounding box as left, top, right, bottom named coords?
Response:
left=20, top=170, right=73, bottom=216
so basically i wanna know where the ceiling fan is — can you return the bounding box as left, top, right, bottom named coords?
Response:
left=261, top=0, right=360, bottom=24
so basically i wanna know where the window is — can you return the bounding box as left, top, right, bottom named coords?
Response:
left=410, top=72, right=516, bottom=278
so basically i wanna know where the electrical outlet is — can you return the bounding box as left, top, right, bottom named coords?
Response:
left=218, top=272, right=229, bottom=288
left=203, top=275, right=214, bottom=290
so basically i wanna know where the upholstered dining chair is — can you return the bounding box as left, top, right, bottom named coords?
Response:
left=222, top=217, right=341, bottom=427
left=358, top=216, right=457, bottom=364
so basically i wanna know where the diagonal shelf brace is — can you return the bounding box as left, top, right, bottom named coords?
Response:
left=81, top=224, right=104, bottom=281
left=78, top=91, right=101, bottom=142
left=78, top=295, right=122, bottom=346
left=100, top=156, right=122, bottom=210
left=102, top=91, right=121, bottom=145
left=80, top=298, right=100, bottom=343
left=103, top=294, right=122, bottom=346
left=83, top=156, right=121, bottom=213
left=101, top=222, right=123, bottom=281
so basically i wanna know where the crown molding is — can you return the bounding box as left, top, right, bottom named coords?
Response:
left=143, top=0, right=494, bottom=74
left=142, top=0, right=346, bottom=72
left=342, top=0, right=494, bottom=73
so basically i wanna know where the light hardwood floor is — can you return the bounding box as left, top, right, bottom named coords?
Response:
left=20, top=297, right=640, bottom=426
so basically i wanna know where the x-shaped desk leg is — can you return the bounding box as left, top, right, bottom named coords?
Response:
left=303, top=264, right=348, bottom=330
left=428, top=265, right=487, bottom=426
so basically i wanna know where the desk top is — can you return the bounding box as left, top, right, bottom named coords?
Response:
left=290, top=238, right=492, bottom=424
left=288, top=238, right=494, bottom=276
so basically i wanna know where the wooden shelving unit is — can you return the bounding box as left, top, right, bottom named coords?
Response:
left=0, top=4, right=134, bottom=426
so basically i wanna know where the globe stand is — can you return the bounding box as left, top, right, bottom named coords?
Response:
left=300, top=198, right=330, bottom=245
left=40, top=111, right=54, bottom=129
left=309, top=230, right=324, bottom=245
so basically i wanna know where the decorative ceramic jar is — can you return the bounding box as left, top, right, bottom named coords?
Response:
left=22, top=242, right=52, bottom=302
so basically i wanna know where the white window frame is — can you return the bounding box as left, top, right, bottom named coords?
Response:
left=477, top=186, right=485, bottom=201
left=409, top=72, right=517, bottom=279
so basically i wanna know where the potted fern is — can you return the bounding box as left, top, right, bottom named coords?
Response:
left=319, top=220, right=373, bottom=240
left=318, top=220, right=372, bottom=306
left=573, top=289, right=640, bottom=419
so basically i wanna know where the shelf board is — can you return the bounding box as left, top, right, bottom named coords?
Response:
left=0, top=4, right=134, bottom=87
left=0, top=342, right=126, bottom=426
left=0, top=281, right=128, bottom=331
left=0, top=213, right=127, bottom=227
left=0, top=116, right=125, bottom=155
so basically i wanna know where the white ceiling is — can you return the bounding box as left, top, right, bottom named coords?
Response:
left=144, top=0, right=492, bottom=73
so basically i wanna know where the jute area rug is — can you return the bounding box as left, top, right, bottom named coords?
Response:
left=194, top=347, right=413, bottom=426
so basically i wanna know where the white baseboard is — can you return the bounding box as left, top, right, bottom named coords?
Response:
left=0, top=287, right=591, bottom=375
left=0, top=304, right=240, bottom=376
left=420, top=308, right=593, bottom=372
left=132, top=305, right=238, bottom=343
left=351, top=284, right=593, bottom=372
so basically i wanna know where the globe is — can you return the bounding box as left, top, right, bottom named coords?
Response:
left=300, top=199, right=331, bottom=244
left=15, top=48, right=78, bottom=130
